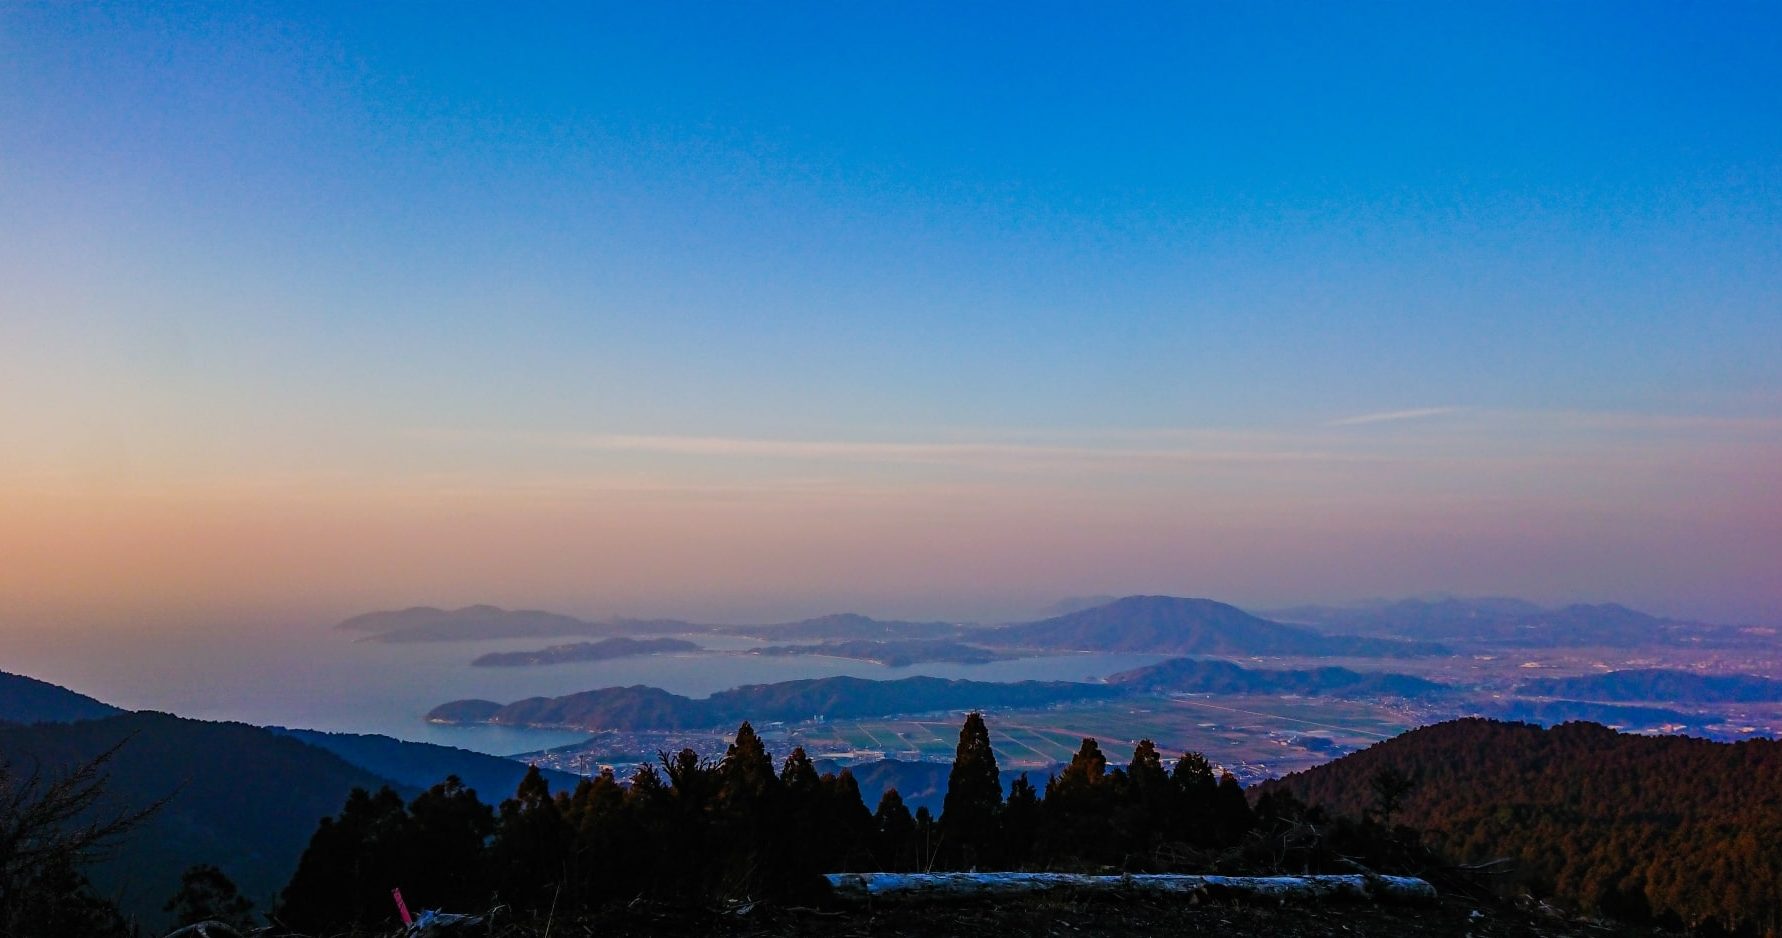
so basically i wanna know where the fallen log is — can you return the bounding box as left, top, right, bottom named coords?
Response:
left=824, top=872, right=1438, bottom=905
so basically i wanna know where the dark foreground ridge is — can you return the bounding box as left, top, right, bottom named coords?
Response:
left=241, top=890, right=1681, bottom=938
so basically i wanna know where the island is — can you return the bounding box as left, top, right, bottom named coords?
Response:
left=749, top=639, right=1012, bottom=667
left=426, top=675, right=1118, bottom=731
left=471, top=636, right=701, bottom=668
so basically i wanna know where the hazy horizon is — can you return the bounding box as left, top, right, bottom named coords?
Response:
left=4, top=5, right=1780, bottom=632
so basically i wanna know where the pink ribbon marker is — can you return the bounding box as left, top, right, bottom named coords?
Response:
left=392, top=887, right=413, bottom=927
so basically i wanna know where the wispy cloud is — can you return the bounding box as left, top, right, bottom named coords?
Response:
left=407, top=428, right=1373, bottom=472
left=1325, top=407, right=1462, bottom=428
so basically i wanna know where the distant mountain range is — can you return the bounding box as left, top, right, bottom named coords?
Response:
left=1517, top=668, right=1782, bottom=703
left=0, top=710, right=394, bottom=926
left=0, top=672, right=573, bottom=928
left=263, top=727, right=580, bottom=794
left=989, top=596, right=1444, bottom=657
left=428, top=675, right=1119, bottom=732
left=337, top=594, right=1765, bottom=654
left=0, top=669, right=124, bottom=723
left=338, top=604, right=612, bottom=642
left=1268, top=596, right=1758, bottom=648
left=1107, top=657, right=1453, bottom=699
left=334, top=595, right=1438, bottom=657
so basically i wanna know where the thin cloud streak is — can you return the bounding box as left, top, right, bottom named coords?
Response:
left=1325, top=407, right=1462, bottom=427
left=409, top=429, right=1376, bottom=471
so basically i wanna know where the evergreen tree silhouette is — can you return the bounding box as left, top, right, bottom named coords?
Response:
left=1000, top=773, right=1041, bottom=865
left=913, top=806, right=937, bottom=872
left=1044, top=738, right=1116, bottom=863
left=873, top=788, right=917, bottom=871
left=489, top=765, right=571, bottom=911
left=278, top=785, right=412, bottom=933
left=940, top=712, right=1003, bottom=867
left=1116, top=740, right=1171, bottom=860
left=405, top=776, right=495, bottom=910
left=163, top=864, right=255, bottom=932
left=819, top=768, right=878, bottom=872
left=1172, top=751, right=1219, bottom=846
left=1212, top=770, right=1256, bottom=844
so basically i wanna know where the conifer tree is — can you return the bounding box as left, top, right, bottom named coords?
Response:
left=1116, top=740, right=1171, bottom=856
left=874, top=789, right=916, bottom=871
left=163, top=864, right=255, bottom=933
left=279, top=786, right=413, bottom=933
left=1212, top=770, right=1256, bottom=844
left=913, top=806, right=937, bottom=872
left=1173, top=751, right=1219, bottom=846
left=1000, top=773, right=1041, bottom=865
left=405, top=776, right=494, bottom=910
left=718, top=722, right=779, bottom=809
left=779, top=746, right=821, bottom=797
left=489, top=766, right=572, bottom=910
left=1049, top=738, right=1117, bottom=861
left=819, top=769, right=878, bottom=872
left=940, top=712, right=1003, bottom=867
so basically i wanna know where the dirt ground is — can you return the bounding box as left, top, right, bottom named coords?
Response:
left=372, top=890, right=1676, bottom=938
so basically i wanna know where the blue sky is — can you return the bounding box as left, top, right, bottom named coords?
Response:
left=2, top=3, right=1779, bottom=624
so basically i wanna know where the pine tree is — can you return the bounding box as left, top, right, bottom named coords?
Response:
left=1116, top=740, right=1171, bottom=858
left=489, top=766, right=571, bottom=910
left=279, top=786, right=413, bottom=933
left=718, top=722, right=779, bottom=809
left=819, top=769, right=879, bottom=872
left=1172, top=751, right=1219, bottom=846
left=873, top=789, right=917, bottom=871
left=940, top=712, right=1003, bottom=867
left=1212, top=770, right=1256, bottom=845
left=1043, top=738, right=1116, bottom=863
left=163, top=864, right=255, bottom=932
left=1000, top=773, right=1041, bottom=865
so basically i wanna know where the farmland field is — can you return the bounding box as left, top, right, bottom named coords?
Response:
left=776, top=694, right=1419, bottom=781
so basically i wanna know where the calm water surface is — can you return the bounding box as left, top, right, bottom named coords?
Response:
left=0, top=625, right=1166, bottom=756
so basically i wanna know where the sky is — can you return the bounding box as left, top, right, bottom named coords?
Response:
left=2, top=2, right=1779, bottom=628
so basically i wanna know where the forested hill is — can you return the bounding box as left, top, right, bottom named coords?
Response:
left=0, top=711, right=400, bottom=926
left=429, top=675, right=1118, bottom=731
left=0, top=670, right=124, bottom=723
left=1262, top=718, right=1782, bottom=932
left=1517, top=668, right=1782, bottom=703
left=1107, top=658, right=1452, bottom=699
left=991, top=596, right=1442, bottom=657
left=265, top=727, right=580, bottom=795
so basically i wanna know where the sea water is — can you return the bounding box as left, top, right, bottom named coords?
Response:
left=0, top=623, right=1167, bottom=757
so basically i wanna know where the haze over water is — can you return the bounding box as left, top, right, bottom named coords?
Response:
left=0, top=621, right=1167, bottom=756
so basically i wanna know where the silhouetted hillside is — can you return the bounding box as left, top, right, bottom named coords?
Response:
left=0, top=670, right=124, bottom=724
left=1517, top=668, right=1782, bottom=703
left=993, top=596, right=1441, bottom=657
left=1108, top=658, right=1452, bottom=699
left=266, top=727, right=579, bottom=796
left=429, top=675, right=1117, bottom=731
left=338, top=604, right=608, bottom=642
left=1466, top=699, right=1699, bottom=731
left=1263, top=718, right=1782, bottom=931
left=0, top=711, right=399, bottom=926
